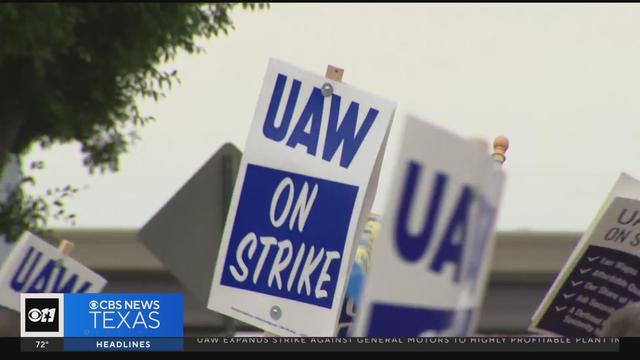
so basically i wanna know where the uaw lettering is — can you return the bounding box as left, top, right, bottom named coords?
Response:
left=532, top=189, right=640, bottom=337
left=263, top=73, right=378, bottom=169
left=0, top=232, right=106, bottom=311
left=365, top=163, right=499, bottom=336
left=603, top=203, right=640, bottom=248
left=353, top=116, right=505, bottom=337
left=394, top=162, right=498, bottom=287
left=208, top=59, right=396, bottom=336
left=11, top=246, right=93, bottom=293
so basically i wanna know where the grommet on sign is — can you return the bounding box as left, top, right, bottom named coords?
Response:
left=321, top=83, right=334, bottom=97
left=270, top=305, right=282, bottom=320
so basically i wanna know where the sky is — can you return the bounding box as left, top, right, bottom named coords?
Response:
left=20, top=3, right=640, bottom=232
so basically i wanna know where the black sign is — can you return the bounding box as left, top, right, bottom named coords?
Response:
left=537, top=245, right=640, bottom=336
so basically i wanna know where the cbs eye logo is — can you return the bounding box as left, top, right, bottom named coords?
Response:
left=28, top=307, right=57, bottom=323
left=25, top=298, right=59, bottom=332
left=21, top=294, right=64, bottom=337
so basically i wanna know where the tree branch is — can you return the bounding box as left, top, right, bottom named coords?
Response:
left=0, top=106, right=25, bottom=169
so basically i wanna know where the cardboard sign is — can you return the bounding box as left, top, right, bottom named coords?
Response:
left=337, top=215, right=381, bottom=336
left=207, top=59, right=396, bottom=336
left=139, top=143, right=241, bottom=306
left=530, top=173, right=640, bottom=336
left=0, top=232, right=106, bottom=311
left=352, top=116, right=506, bottom=336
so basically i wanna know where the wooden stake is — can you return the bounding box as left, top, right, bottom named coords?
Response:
left=325, top=65, right=344, bottom=82
left=491, top=136, right=509, bottom=165
left=57, top=239, right=75, bottom=256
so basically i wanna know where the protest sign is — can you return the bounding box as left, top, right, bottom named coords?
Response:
left=207, top=59, right=396, bottom=336
left=337, top=214, right=381, bottom=336
left=352, top=115, right=506, bottom=336
left=531, top=173, right=640, bottom=336
left=0, top=232, right=107, bottom=311
left=139, top=143, right=241, bottom=306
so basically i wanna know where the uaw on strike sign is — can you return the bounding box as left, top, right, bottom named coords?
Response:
left=208, top=59, right=396, bottom=336
left=353, top=116, right=506, bottom=336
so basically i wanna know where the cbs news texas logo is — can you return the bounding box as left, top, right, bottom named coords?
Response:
left=21, top=293, right=184, bottom=338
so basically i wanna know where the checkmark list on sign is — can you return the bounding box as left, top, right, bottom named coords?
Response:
left=579, top=268, right=592, bottom=275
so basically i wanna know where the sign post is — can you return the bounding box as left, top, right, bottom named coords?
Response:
left=352, top=115, right=507, bottom=336
left=57, top=239, right=75, bottom=256
left=207, top=59, right=396, bottom=336
left=530, top=173, right=640, bottom=336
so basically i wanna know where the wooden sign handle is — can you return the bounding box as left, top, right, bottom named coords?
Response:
left=325, top=65, right=344, bottom=82
left=57, top=239, right=75, bottom=256
left=491, top=136, right=509, bottom=165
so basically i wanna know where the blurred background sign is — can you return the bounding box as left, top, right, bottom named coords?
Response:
left=139, top=143, right=241, bottom=307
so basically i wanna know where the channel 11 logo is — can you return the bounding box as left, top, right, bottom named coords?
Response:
left=21, top=293, right=65, bottom=337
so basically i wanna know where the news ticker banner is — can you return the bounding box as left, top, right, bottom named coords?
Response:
left=16, top=337, right=632, bottom=352
left=19, top=293, right=184, bottom=351
left=12, top=291, right=632, bottom=352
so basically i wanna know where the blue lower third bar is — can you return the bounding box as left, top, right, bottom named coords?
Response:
left=64, top=338, right=184, bottom=351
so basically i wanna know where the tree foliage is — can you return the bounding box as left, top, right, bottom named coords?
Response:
left=0, top=164, right=78, bottom=243
left=0, top=3, right=266, bottom=241
left=0, top=2, right=266, bottom=171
